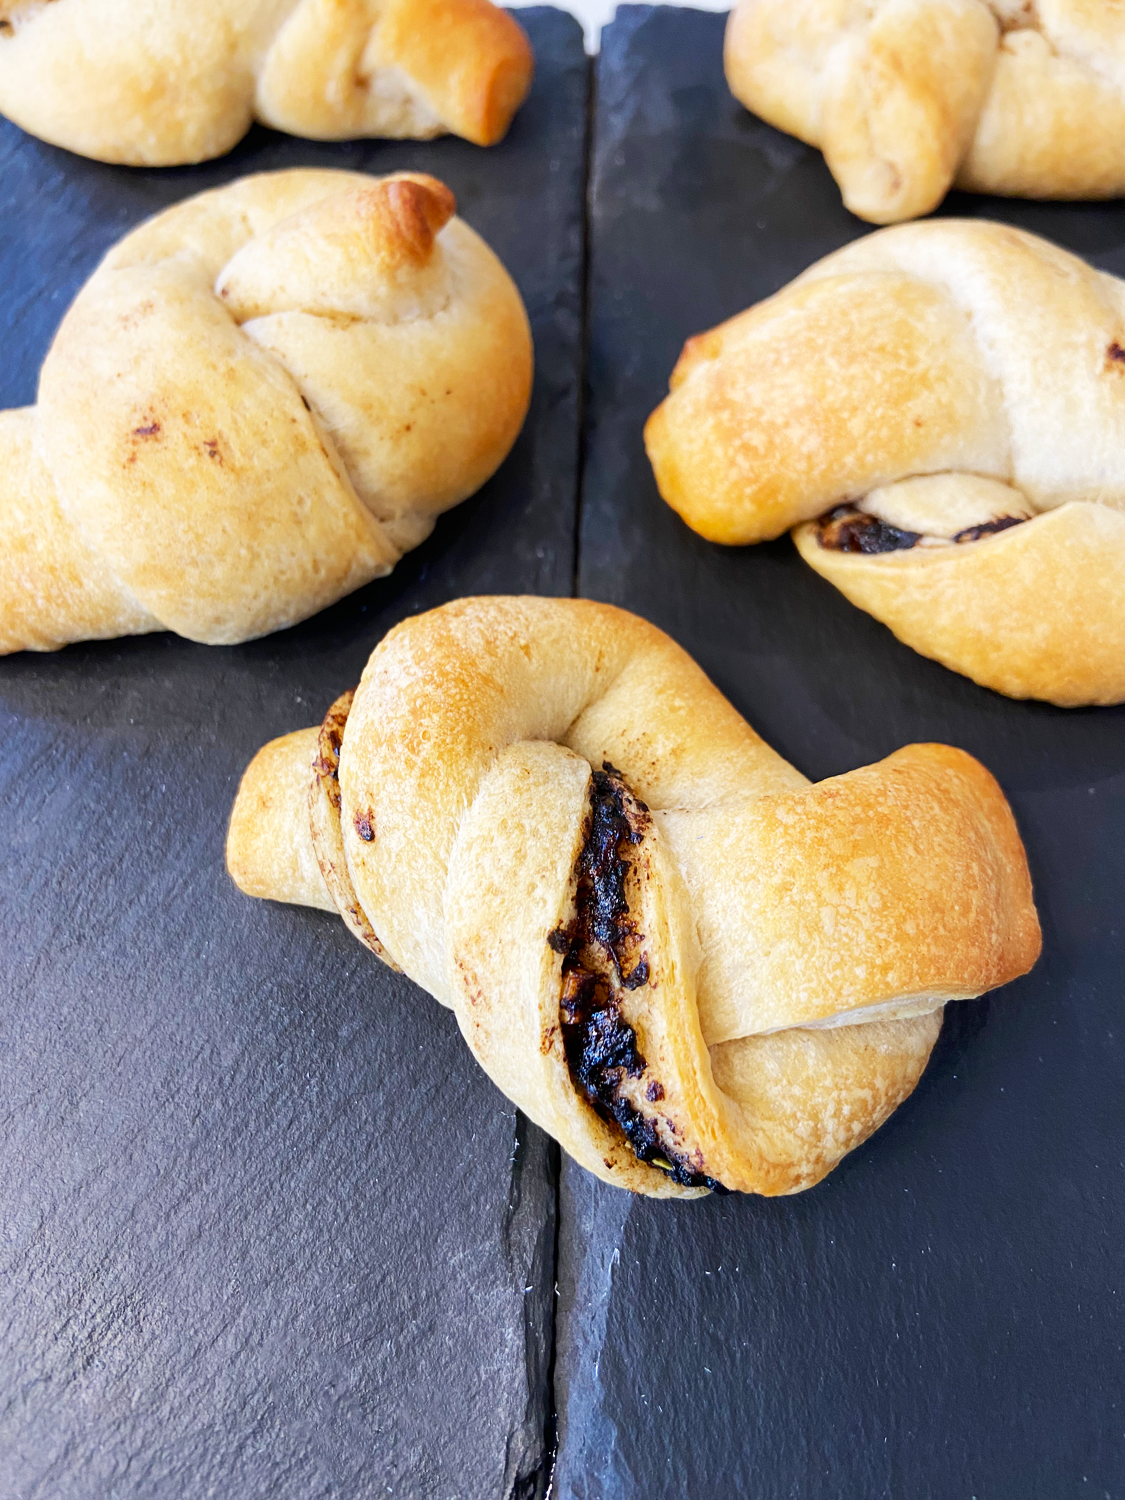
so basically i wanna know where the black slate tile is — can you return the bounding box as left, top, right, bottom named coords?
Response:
left=0, top=12, right=584, bottom=1498
left=559, top=8, right=1125, bottom=1497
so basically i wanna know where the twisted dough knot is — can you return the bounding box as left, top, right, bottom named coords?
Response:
left=725, top=0, right=1125, bottom=223
left=226, top=597, right=1040, bottom=1198
left=0, top=168, right=532, bottom=653
left=0, top=0, right=533, bottom=165
left=645, top=220, right=1125, bottom=706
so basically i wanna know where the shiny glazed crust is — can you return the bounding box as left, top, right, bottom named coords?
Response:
left=226, top=597, right=1041, bottom=1198
left=645, top=219, right=1125, bottom=706
left=0, top=0, right=534, bottom=164
left=724, top=0, right=1125, bottom=224
left=0, top=169, right=532, bottom=653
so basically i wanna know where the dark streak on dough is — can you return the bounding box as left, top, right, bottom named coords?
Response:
left=953, top=516, right=1026, bottom=543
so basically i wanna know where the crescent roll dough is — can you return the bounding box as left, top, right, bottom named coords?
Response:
left=645, top=219, right=1125, bottom=706
left=227, top=597, right=1041, bottom=1198
left=0, top=0, right=533, bottom=164
left=725, top=0, right=1125, bottom=223
left=0, top=169, right=532, bottom=653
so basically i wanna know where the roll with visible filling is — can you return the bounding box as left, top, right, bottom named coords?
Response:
left=227, top=596, right=1041, bottom=1198
left=645, top=219, right=1125, bottom=706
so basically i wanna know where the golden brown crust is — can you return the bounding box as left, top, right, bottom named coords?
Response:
left=646, top=271, right=1006, bottom=545
left=0, top=169, right=532, bottom=654
left=724, top=0, right=1125, bottom=224
left=646, top=219, right=1125, bottom=706
left=958, top=17, right=1125, bottom=199
left=214, top=176, right=458, bottom=321
left=0, top=0, right=533, bottom=166
left=227, top=597, right=1041, bottom=1197
left=372, top=0, right=535, bottom=148
left=661, top=742, right=1040, bottom=1043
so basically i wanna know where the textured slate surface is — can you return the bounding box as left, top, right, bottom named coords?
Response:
left=557, top=9, right=1125, bottom=1498
left=0, top=12, right=584, bottom=1498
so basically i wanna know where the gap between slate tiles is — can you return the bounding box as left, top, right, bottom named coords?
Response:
left=525, top=41, right=598, bottom=1500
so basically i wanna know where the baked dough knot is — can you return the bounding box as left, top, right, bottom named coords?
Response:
left=645, top=219, right=1125, bottom=706
left=0, top=168, right=533, bottom=653
left=725, top=0, right=1125, bottom=223
left=0, top=0, right=534, bottom=164
left=226, top=596, right=1041, bottom=1198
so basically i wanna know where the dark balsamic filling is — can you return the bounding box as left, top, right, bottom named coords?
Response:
left=817, top=503, right=1029, bottom=552
left=552, top=765, right=726, bottom=1194
left=952, top=516, right=1026, bottom=543
left=817, top=505, right=920, bottom=553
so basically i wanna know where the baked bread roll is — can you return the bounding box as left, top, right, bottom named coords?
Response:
left=645, top=219, right=1125, bottom=707
left=0, top=0, right=533, bottom=165
left=725, top=0, right=1125, bottom=224
left=227, top=596, right=1040, bottom=1198
left=0, top=169, right=532, bottom=654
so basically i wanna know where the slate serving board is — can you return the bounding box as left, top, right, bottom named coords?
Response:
left=6, top=9, right=1125, bottom=1499
left=554, top=10, right=1125, bottom=1499
left=0, top=13, right=584, bottom=1498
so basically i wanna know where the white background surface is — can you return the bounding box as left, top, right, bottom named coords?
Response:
left=508, top=0, right=729, bottom=51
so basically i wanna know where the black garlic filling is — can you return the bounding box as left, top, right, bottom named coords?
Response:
left=950, top=516, right=1026, bottom=544
left=816, top=503, right=1028, bottom=553
left=817, top=504, right=921, bottom=553
left=551, top=765, right=726, bottom=1193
